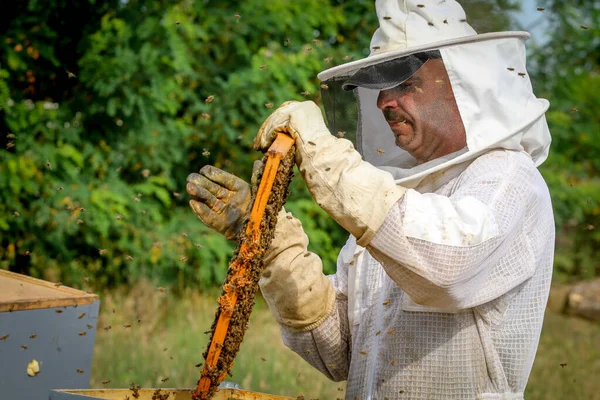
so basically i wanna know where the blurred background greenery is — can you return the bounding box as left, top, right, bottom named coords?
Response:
left=1, top=0, right=599, bottom=399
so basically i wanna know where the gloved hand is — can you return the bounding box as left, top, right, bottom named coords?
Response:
left=255, top=100, right=407, bottom=246
left=254, top=101, right=331, bottom=152
left=186, top=161, right=262, bottom=241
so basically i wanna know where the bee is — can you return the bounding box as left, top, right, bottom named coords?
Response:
left=77, top=219, right=84, bottom=224
left=585, top=224, right=595, bottom=230
left=158, top=287, right=165, bottom=292
left=284, top=38, right=290, bottom=46
left=99, top=249, right=107, bottom=255
left=312, top=39, right=320, bottom=44
left=205, top=95, right=215, bottom=103
left=104, top=325, right=112, bottom=331
left=372, top=46, right=381, bottom=50
left=305, top=46, right=313, bottom=53
left=25, top=250, right=31, bottom=256
left=383, top=16, right=392, bottom=20
left=234, top=13, right=241, bottom=20
left=201, top=112, right=211, bottom=119
left=102, top=380, right=111, bottom=384
left=123, top=324, right=132, bottom=328
left=359, top=351, right=368, bottom=356
left=382, top=300, right=391, bottom=306
left=375, top=331, right=381, bottom=336
left=133, top=197, right=140, bottom=202
left=179, top=256, right=188, bottom=262
left=202, top=150, right=211, bottom=157
left=1, top=334, right=9, bottom=340
left=161, top=377, right=170, bottom=382
left=537, top=7, right=545, bottom=11
left=390, top=359, right=396, bottom=365
left=265, top=103, right=274, bottom=108
left=260, top=357, right=266, bottom=361
left=301, top=91, right=310, bottom=96
left=417, top=4, right=425, bottom=7
left=325, top=167, right=331, bottom=172
left=87, top=324, right=93, bottom=329
left=6, top=142, right=14, bottom=149
left=78, top=312, right=86, bottom=319
left=112, top=308, right=116, bottom=313
left=308, top=141, right=316, bottom=146
left=58, top=186, right=64, bottom=190
left=387, top=329, right=395, bottom=334
left=7, top=133, right=15, bottom=139
left=443, top=19, right=448, bottom=24
left=572, top=107, right=579, bottom=113
left=435, top=79, right=444, bottom=84
left=507, top=67, right=515, bottom=71
left=13, top=211, right=20, bottom=217
left=460, top=19, right=467, bottom=22
left=181, top=232, right=187, bottom=237
left=581, top=25, right=588, bottom=30
left=115, top=214, right=123, bottom=220
left=376, top=149, right=385, bottom=154
left=140, top=210, right=147, bottom=215
left=195, top=362, right=203, bottom=368
left=195, top=243, right=203, bottom=249
left=173, top=192, right=181, bottom=197
left=79, top=332, right=86, bottom=336
left=324, top=57, right=333, bottom=63
left=55, top=310, right=64, bottom=315
left=337, top=131, right=345, bottom=138
left=428, top=22, right=434, bottom=26
left=67, top=71, right=77, bottom=79
left=125, top=255, right=133, bottom=261
left=163, top=348, right=168, bottom=352
left=320, top=84, right=329, bottom=90
left=560, top=363, right=567, bottom=368
left=46, top=161, right=52, bottom=169
left=518, top=72, right=526, bottom=77
left=416, top=87, right=424, bottom=93
left=21, top=345, right=28, bottom=350
left=76, top=369, right=84, bottom=373
left=260, top=65, right=267, bottom=70
left=29, top=334, right=36, bottom=339
left=304, top=350, right=311, bottom=355
left=343, top=55, right=352, bottom=61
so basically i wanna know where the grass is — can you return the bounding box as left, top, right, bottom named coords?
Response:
left=90, top=281, right=600, bottom=399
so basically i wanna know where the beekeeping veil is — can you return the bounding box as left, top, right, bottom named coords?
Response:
left=318, top=0, right=551, bottom=188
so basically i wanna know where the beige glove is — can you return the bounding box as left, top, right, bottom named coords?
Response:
left=259, top=207, right=336, bottom=332
left=256, top=100, right=406, bottom=246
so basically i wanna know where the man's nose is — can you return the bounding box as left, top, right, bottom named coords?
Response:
left=377, top=89, right=399, bottom=110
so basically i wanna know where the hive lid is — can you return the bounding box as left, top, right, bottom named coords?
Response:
left=0, top=269, right=98, bottom=312
left=50, top=388, right=294, bottom=399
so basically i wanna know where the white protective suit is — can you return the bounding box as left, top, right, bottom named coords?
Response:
left=257, top=1, right=555, bottom=399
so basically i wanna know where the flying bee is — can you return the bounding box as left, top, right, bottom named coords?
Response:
left=104, top=325, right=112, bottom=331
left=6, top=142, right=14, bottom=149
left=284, top=38, right=290, bottom=46
left=102, top=380, right=111, bottom=384
left=375, top=331, right=381, bottom=335
left=99, top=249, right=107, bottom=255
left=324, top=57, right=332, bottom=63
left=391, top=359, right=396, bottom=365
left=518, top=73, right=526, bottom=77
left=337, top=131, right=345, bottom=138
left=301, top=91, right=310, bottom=96
left=77, top=369, right=84, bottom=373
left=123, top=324, right=131, bottom=328
left=25, top=250, right=31, bottom=256
left=125, top=255, right=133, bottom=261
left=234, top=13, right=241, bottom=20
left=195, top=243, right=203, bottom=249
left=443, top=19, right=448, bottom=24
left=79, top=332, right=86, bottom=336
left=140, top=210, right=147, bottom=214
left=115, top=214, right=123, bottom=220
left=76, top=219, right=84, bottom=224
left=571, top=107, right=579, bottom=113
left=173, top=192, right=181, bottom=197
left=312, top=39, right=320, bottom=44
left=305, top=46, right=313, bottom=53
left=133, top=197, right=140, bottom=202
left=260, top=357, right=266, bottom=361
left=202, top=149, right=211, bottom=157
left=417, top=4, right=425, bottom=7
left=29, top=334, right=36, bottom=339
left=376, top=149, right=385, bottom=154
left=58, top=186, right=64, bottom=190
left=87, top=324, right=93, bottom=329
left=7, top=133, right=15, bottom=139
left=387, top=329, right=395, bottom=334
left=13, top=211, right=20, bottom=217
left=179, top=256, right=188, bottom=262
left=343, top=55, right=353, bottom=61
left=383, top=16, right=391, bottom=20
left=78, top=313, right=86, bottom=319
left=0, top=334, right=8, bottom=340
left=46, top=161, right=52, bottom=169
left=537, top=7, right=545, bottom=11
left=265, top=103, right=274, bottom=108
left=205, top=95, right=215, bottom=103
left=201, top=112, right=211, bottom=119
left=260, top=64, right=267, bottom=70
left=21, top=345, right=28, bottom=350
left=560, top=363, right=567, bottom=368
left=320, top=84, right=329, bottom=90
left=161, top=377, right=169, bottom=383
left=181, top=232, right=187, bottom=237
left=382, top=300, right=391, bottom=306
left=359, top=351, right=368, bottom=356
left=581, top=25, right=588, bottom=30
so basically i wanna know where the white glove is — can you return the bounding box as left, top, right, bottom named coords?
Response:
left=256, top=100, right=406, bottom=246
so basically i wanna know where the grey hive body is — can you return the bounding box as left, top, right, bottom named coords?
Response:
left=0, top=270, right=99, bottom=400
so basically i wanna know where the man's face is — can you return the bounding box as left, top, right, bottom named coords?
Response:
left=376, top=59, right=466, bottom=164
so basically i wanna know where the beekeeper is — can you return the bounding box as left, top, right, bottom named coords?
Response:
left=186, top=0, right=555, bottom=398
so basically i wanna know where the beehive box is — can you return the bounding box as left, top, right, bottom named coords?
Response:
left=49, top=388, right=294, bottom=399
left=0, top=269, right=100, bottom=400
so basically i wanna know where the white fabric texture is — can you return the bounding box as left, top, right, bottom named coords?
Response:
left=277, top=149, right=554, bottom=399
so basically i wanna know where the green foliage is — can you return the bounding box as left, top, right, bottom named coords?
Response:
left=532, top=0, right=600, bottom=281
